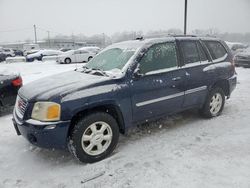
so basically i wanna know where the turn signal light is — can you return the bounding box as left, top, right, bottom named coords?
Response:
left=12, top=77, right=23, bottom=87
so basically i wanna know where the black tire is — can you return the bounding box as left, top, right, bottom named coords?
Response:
left=88, top=56, right=93, bottom=62
left=68, top=112, right=120, bottom=163
left=200, top=87, right=225, bottom=118
left=65, top=58, right=71, bottom=64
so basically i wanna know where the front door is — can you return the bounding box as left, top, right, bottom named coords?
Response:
left=130, top=42, right=185, bottom=123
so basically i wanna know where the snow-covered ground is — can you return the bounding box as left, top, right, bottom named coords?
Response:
left=0, top=61, right=250, bottom=188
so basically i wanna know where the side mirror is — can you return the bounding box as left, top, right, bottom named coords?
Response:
left=133, top=67, right=143, bottom=79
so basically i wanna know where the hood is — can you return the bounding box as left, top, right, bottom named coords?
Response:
left=19, top=71, right=112, bottom=101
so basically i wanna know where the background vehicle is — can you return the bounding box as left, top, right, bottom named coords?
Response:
left=79, top=46, right=101, bottom=54
left=26, top=49, right=63, bottom=62
left=226, top=41, right=248, bottom=56
left=234, top=47, right=250, bottom=67
left=13, top=49, right=24, bottom=56
left=0, top=48, right=15, bottom=57
left=57, top=49, right=96, bottom=64
left=0, top=70, right=22, bottom=108
left=24, top=49, right=39, bottom=57
left=0, top=53, right=7, bottom=62
left=23, top=44, right=40, bottom=56
left=59, top=48, right=72, bottom=52
left=13, top=36, right=236, bottom=163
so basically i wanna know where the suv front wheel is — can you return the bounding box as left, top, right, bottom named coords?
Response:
left=200, top=87, right=225, bottom=118
left=68, top=112, right=120, bottom=163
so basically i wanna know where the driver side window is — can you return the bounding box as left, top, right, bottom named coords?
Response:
left=139, top=42, right=178, bottom=74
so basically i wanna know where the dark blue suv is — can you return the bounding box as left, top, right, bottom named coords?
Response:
left=12, top=36, right=237, bottom=163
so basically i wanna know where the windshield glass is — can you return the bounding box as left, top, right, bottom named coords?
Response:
left=85, top=48, right=136, bottom=72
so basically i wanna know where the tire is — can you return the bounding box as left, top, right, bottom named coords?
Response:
left=68, top=112, right=120, bottom=163
left=65, top=58, right=71, bottom=64
left=88, top=56, right=93, bottom=62
left=200, top=87, right=225, bottom=118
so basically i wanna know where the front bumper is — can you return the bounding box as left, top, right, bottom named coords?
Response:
left=12, top=112, right=71, bottom=149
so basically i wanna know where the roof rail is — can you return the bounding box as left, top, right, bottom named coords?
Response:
left=168, top=34, right=197, bottom=37
left=135, top=36, right=144, bottom=40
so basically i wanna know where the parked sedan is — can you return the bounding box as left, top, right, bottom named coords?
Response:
left=234, top=48, right=250, bottom=68
left=79, top=46, right=101, bottom=54
left=26, top=50, right=63, bottom=62
left=0, top=70, right=22, bottom=108
left=57, top=49, right=96, bottom=64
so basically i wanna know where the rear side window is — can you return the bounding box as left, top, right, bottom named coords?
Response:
left=180, top=41, right=200, bottom=64
left=205, top=41, right=227, bottom=60
left=197, top=42, right=208, bottom=62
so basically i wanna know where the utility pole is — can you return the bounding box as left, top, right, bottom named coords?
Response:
left=47, top=31, right=51, bottom=48
left=184, top=0, right=188, bottom=35
left=33, top=24, right=37, bottom=44
left=102, top=33, right=105, bottom=47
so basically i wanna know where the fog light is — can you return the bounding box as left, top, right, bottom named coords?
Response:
left=44, top=125, right=56, bottom=130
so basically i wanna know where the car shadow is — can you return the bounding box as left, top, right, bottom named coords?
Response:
left=117, top=109, right=203, bottom=149
left=27, top=109, right=203, bottom=165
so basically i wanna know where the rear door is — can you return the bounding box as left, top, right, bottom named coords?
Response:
left=73, top=50, right=81, bottom=62
left=177, top=39, right=212, bottom=108
left=79, top=50, right=89, bottom=62
left=130, top=42, right=186, bottom=123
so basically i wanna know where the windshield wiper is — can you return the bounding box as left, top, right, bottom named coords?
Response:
left=80, top=66, right=92, bottom=73
left=91, top=68, right=109, bottom=77
left=80, top=66, right=109, bottom=77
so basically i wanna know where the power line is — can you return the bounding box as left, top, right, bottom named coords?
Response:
left=36, top=26, right=63, bottom=35
left=0, top=28, right=31, bottom=33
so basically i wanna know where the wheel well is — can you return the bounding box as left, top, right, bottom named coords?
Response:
left=212, top=80, right=230, bottom=96
left=68, top=104, right=125, bottom=137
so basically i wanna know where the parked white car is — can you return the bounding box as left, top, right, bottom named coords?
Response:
left=79, top=46, right=101, bottom=54
left=57, top=49, right=96, bottom=64
left=26, top=49, right=63, bottom=62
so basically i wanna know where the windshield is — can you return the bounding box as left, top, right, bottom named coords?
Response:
left=85, top=48, right=136, bottom=72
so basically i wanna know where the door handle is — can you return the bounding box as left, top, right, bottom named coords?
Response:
left=172, top=77, right=181, bottom=81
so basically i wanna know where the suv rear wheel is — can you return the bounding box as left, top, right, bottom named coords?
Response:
left=200, top=87, right=225, bottom=118
left=68, top=112, right=119, bottom=163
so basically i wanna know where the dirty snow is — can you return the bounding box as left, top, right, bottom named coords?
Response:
left=0, top=61, right=250, bottom=188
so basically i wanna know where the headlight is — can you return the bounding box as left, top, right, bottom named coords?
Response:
left=31, top=102, right=61, bottom=122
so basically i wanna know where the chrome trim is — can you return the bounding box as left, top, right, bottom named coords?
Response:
left=145, top=66, right=179, bottom=76
left=136, top=85, right=208, bottom=107
left=25, top=119, right=70, bottom=126
left=185, top=86, right=207, bottom=95
left=136, top=92, right=184, bottom=107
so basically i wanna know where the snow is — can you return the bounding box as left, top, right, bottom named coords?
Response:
left=5, top=57, right=26, bottom=63
left=27, top=50, right=62, bottom=59
left=0, top=60, right=250, bottom=187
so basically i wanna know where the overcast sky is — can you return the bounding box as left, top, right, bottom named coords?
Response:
left=0, top=0, right=249, bottom=43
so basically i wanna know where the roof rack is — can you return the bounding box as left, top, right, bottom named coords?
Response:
left=135, top=36, right=144, bottom=40
left=168, top=34, right=197, bottom=37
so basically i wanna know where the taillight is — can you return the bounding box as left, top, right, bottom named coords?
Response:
left=12, top=77, right=23, bottom=87
left=231, top=56, right=236, bottom=74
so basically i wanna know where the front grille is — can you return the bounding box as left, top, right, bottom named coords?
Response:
left=15, top=95, right=28, bottom=118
